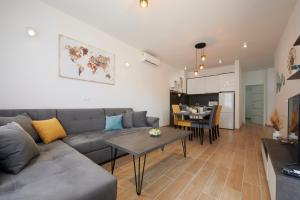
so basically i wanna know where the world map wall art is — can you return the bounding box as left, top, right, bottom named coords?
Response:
left=59, top=35, right=115, bottom=84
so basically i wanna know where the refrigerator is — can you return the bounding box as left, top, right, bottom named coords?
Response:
left=218, top=92, right=235, bottom=129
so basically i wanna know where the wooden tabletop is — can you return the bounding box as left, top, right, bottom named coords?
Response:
left=102, top=127, right=191, bottom=157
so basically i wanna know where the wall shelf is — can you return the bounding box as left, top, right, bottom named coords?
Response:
left=288, top=70, right=300, bottom=80
left=288, top=65, right=300, bottom=80
left=294, top=36, right=300, bottom=46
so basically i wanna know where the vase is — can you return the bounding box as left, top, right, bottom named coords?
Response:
left=289, top=132, right=298, bottom=140
left=273, top=130, right=281, bottom=140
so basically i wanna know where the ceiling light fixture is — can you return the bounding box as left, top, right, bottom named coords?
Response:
left=140, top=0, right=148, bottom=8
left=125, top=62, right=130, bottom=67
left=194, top=42, right=206, bottom=75
left=219, top=59, right=222, bottom=64
left=184, top=66, right=187, bottom=70
left=26, top=27, right=37, bottom=37
left=243, top=42, right=248, bottom=48
left=194, top=70, right=198, bottom=76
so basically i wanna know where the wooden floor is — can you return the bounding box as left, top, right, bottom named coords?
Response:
left=102, top=123, right=273, bottom=200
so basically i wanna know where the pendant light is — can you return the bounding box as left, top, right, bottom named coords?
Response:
left=199, top=64, right=204, bottom=70
left=194, top=47, right=199, bottom=76
left=140, top=0, right=148, bottom=8
left=194, top=70, right=198, bottom=76
left=201, top=47, right=206, bottom=61
left=194, top=42, right=206, bottom=75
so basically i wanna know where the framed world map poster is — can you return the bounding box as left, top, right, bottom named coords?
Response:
left=59, top=35, right=115, bottom=84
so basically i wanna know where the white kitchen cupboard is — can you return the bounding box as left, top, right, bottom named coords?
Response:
left=219, top=73, right=235, bottom=91
left=205, top=75, right=220, bottom=93
left=187, top=78, right=206, bottom=94
left=187, top=73, right=235, bottom=94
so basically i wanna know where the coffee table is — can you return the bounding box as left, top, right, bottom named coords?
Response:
left=102, top=127, right=191, bottom=195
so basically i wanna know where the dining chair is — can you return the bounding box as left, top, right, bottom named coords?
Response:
left=214, top=105, right=222, bottom=138
left=172, top=104, right=193, bottom=140
left=193, top=105, right=217, bottom=145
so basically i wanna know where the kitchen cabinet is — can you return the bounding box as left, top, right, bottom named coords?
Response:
left=187, top=73, right=235, bottom=94
left=219, top=73, right=235, bottom=91
left=205, top=75, right=220, bottom=93
left=187, top=78, right=205, bottom=94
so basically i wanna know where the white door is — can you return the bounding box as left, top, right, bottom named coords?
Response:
left=245, top=85, right=264, bottom=124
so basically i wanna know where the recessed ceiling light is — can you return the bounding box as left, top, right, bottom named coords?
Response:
left=218, top=59, right=222, bottom=64
left=26, top=27, right=37, bottom=37
left=140, top=0, right=148, bottom=8
left=125, top=62, right=130, bottom=67
left=243, top=42, right=248, bottom=48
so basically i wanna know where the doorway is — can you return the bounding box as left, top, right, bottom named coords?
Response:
left=245, top=85, right=264, bottom=124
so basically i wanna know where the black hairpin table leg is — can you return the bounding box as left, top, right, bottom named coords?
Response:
left=132, top=154, right=147, bottom=195
left=111, top=146, right=118, bottom=174
left=181, top=137, right=187, bottom=158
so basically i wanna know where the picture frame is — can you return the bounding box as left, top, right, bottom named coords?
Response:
left=58, top=35, right=115, bottom=85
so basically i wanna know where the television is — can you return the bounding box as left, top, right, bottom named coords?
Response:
left=288, top=94, right=300, bottom=163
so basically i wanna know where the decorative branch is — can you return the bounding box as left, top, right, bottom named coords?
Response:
left=270, top=110, right=282, bottom=131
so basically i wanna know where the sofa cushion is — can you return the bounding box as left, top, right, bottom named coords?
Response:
left=105, top=115, right=123, bottom=130
left=32, top=118, right=67, bottom=144
left=122, top=111, right=133, bottom=128
left=57, top=109, right=105, bottom=134
left=104, top=108, right=133, bottom=116
left=0, top=109, right=56, bottom=120
left=146, top=116, right=159, bottom=128
left=63, top=127, right=151, bottom=154
left=0, top=140, right=117, bottom=200
left=63, top=131, right=108, bottom=154
left=0, top=113, right=40, bottom=142
left=104, top=127, right=151, bottom=137
left=133, top=111, right=147, bottom=127
left=0, top=122, right=39, bottom=174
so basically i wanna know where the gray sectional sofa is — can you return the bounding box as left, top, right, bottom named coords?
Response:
left=0, top=108, right=159, bottom=200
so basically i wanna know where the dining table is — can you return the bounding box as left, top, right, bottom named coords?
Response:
left=173, top=110, right=211, bottom=120
left=173, top=110, right=211, bottom=143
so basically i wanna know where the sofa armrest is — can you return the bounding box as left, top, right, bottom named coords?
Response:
left=147, top=116, right=159, bottom=128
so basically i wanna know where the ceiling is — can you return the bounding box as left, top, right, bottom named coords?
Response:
left=42, top=0, right=297, bottom=71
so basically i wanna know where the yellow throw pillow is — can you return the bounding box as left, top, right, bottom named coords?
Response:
left=32, top=118, right=67, bottom=144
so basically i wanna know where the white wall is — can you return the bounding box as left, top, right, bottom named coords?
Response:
left=242, top=68, right=275, bottom=125
left=274, top=0, right=300, bottom=137
left=266, top=68, right=276, bottom=125
left=0, top=0, right=181, bottom=126
left=234, top=60, right=242, bottom=129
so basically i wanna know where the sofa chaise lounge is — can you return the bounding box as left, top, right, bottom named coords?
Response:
left=0, top=108, right=159, bottom=200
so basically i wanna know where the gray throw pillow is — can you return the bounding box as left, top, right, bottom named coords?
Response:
left=133, top=111, right=147, bottom=127
left=0, top=122, right=40, bottom=174
left=122, top=112, right=133, bottom=128
left=0, top=113, right=40, bottom=142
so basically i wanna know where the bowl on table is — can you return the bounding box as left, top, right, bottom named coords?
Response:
left=149, top=128, right=161, bottom=137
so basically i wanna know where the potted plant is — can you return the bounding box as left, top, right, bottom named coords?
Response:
left=270, top=110, right=282, bottom=140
